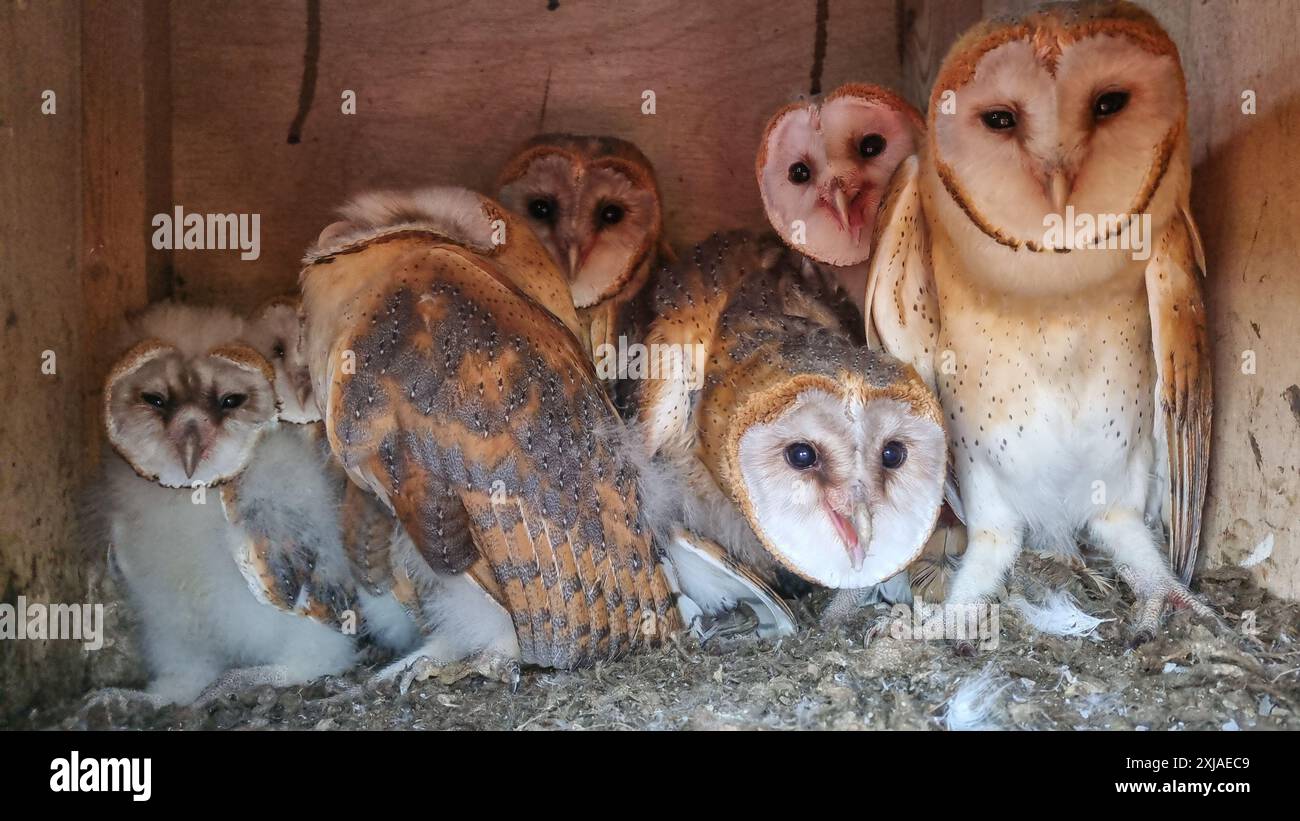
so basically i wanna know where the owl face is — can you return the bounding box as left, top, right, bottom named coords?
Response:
left=930, top=3, right=1185, bottom=251
left=247, top=297, right=320, bottom=424
left=105, top=341, right=278, bottom=487
left=733, top=384, right=946, bottom=588
left=758, top=84, right=922, bottom=266
left=497, top=135, right=663, bottom=308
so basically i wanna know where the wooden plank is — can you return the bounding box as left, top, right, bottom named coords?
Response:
left=897, top=0, right=983, bottom=111
left=0, top=0, right=88, bottom=719
left=81, top=0, right=173, bottom=460
left=168, top=0, right=901, bottom=311
left=1181, top=0, right=1300, bottom=598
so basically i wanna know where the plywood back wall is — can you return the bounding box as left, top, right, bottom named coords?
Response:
left=169, top=0, right=901, bottom=310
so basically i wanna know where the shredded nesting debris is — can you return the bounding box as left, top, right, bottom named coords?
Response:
left=22, top=562, right=1300, bottom=730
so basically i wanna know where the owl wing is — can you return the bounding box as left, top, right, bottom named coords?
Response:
left=1146, top=204, right=1212, bottom=583
left=862, top=155, right=940, bottom=389
left=219, top=476, right=357, bottom=631
left=307, top=236, right=679, bottom=669
left=661, top=528, right=796, bottom=639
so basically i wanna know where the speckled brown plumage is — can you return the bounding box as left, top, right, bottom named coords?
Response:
left=300, top=194, right=680, bottom=669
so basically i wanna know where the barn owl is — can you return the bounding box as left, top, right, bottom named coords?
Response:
left=863, top=0, right=1214, bottom=642
left=299, top=187, right=791, bottom=685
left=98, top=302, right=359, bottom=704
left=496, top=134, right=672, bottom=408
left=246, top=295, right=319, bottom=424
left=757, top=83, right=924, bottom=312
left=638, top=232, right=947, bottom=596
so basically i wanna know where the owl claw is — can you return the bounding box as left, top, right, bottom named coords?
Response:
left=380, top=650, right=522, bottom=694
left=1121, top=564, right=1221, bottom=644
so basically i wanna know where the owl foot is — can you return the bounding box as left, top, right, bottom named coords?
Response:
left=379, top=651, right=522, bottom=695
left=78, top=687, right=170, bottom=723
left=192, top=665, right=294, bottom=707
left=1124, top=573, right=1220, bottom=647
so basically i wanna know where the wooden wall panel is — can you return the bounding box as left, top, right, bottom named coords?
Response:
left=168, top=0, right=901, bottom=311
left=0, top=0, right=88, bottom=719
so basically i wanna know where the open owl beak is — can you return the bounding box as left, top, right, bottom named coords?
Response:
left=177, top=424, right=204, bottom=479
left=823, top=499, right=872, bottom=571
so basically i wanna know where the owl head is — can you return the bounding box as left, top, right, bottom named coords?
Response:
left=757, top=83, right=924, bottom=266
left=928, top=0, right=1187, bottom=258
left=700, top=326, right=947, bottom=589
left=246, top=295, right=320, bottom=424
left=496, top=134, right=665, bottom=309
left=104, top=303, right=278, bottom=488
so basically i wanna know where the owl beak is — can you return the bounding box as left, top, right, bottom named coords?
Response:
left=566, top=244, right=582, bottom=280
left=1047, top=168, right=1072, bottom=214
left=824, top=500, right=871, bottom=571
left=294, top=373, right=312, bottom=410
left=831, top=188, right=853, bottom=235
left=178, top=424, right=204, bottom=479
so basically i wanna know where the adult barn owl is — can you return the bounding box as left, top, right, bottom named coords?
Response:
left=496, top=134, right=672, bottom=379
left=99, top=302, right=359, bottom=703
left=864, top=0, right=1213, bottom=641
left=299, top=188, right=789, bottom=681
left=757, top=83, right=924, bottom=312
left=639, top=232, right=947, bottom=594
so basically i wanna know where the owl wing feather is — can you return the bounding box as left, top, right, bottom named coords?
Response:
left=305, top=234, right=679, bottom=669
left=1145, top=206, right=1212, bottom=584
left=863, top=155, right=940, bottom=389
left=219, top=479, right=357, bottom=630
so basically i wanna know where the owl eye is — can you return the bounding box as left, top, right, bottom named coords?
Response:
left=881, top=441, right=907, bottom=469
left=219, top=393, right=248, bottom=410
left=141, top=392, right=167, bottom=410
left=272, top=341, right=286, bottom=359
left=527, top=198, right=555, bottom=222
left=1093, top=90, right=1130, bottom=119
left=598, top=203, right=624, bottom=226
left=981, top=109, right=1017, bottom=131
left=859, top=133, right=886, bottom=158
left=787, top=161, right=811, bottom=184
left=784, top=441, right=818, bottom=470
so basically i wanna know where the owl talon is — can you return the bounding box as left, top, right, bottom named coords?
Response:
left=953, top=639, right=977, bottom=658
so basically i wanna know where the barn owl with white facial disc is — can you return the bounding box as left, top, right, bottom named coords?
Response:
left=863, top=0, right=1215, bottom=642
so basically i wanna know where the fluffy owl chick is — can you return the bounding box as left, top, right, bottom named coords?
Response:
left=100, top=302, right=357, bottom=704
left=639, top=232, right=947, bottom=593
left=757, top=83, right=923, bottom=311
left=245, top=295, right=319, bottom=423
left=864, top=1, right=1214, bottom=641
left=496, top=134, right=671, bottom=362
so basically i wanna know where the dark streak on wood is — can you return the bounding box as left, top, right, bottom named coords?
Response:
left=547, top=0, right=560, bottom=10
left=809, top=0, right=828, bottom=96
left=287, top=0, right=322, bottom=145
left=1248, top=431, right=1263, bottom=469
left=1284, top=385, right=1300, bottom=427
left=538, top=66, right=553, bottom=131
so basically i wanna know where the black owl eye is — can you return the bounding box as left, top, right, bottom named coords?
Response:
left=981, top=109, right=1017, bottom=131
left=141, top=392, right=166, bottom=410
left=219, top=393, right=247, bottom=410
left=881, top=440, right=907, bottom=469
left=1093, top=90, right=1130, bottom=119
left=598, top=203, right=624, bottom=226
left=528, top=198, right=555, bottom=222
left=787, top=161, right=811, bottom=184
left=784, top=441, right=818, bottom=470
left=272, top=342, right=286, bottom=359
left=859, top=133, right=886, bottom=158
